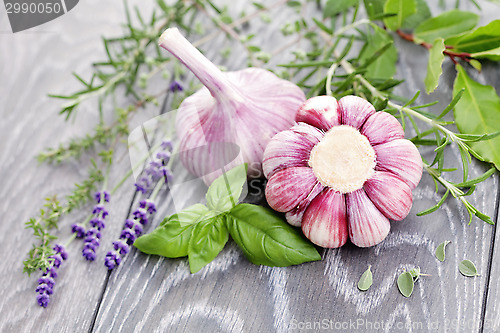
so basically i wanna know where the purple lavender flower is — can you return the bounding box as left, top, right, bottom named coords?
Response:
left=36, top=244, right=67, bottom=308
left=81, top=191, right=110, bottom=261
left=105, top=200, right=157, bottom=270
left=71, top=224, right=86, bottom=238
left=169, top=80, right=183, bottom=92
left=133, top=141, right=174, bottom=194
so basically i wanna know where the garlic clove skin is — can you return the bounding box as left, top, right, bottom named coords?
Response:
left=262, top=123, right=323, bottom=179
left=302, top=188, right=348, bottom=248
left=285, top=181, right=325, bottom=227
left=265, top=167, right=318, bottom=212
left=361, top=111, right=405, bottom=145
left=159, top=28, right=306, bottom=185
left=338, top=95, right=376, bottom=129
left=374, top=139, right=423, bottom=190
left=295, top=96, right=341, bottom=131
left=364, top=171, right=413, bottom=220
left=346, top=189, right=390, bottom=247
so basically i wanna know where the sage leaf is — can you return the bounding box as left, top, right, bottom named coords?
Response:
left=357, top=266, right=373, bottom=291
left=415, top=10, right=479, bottom=44
left=134, top=214, right=197, bottom=258
left=160, top=203, right=216, bottom=227
left=358, top=25, right=397, bottom=79
left=453, top=65, right=500, bottom=170
left=435, top=240, right=451, bottom=262
left=226, top=204, right=321, bottom=267
left=397, top=271, right=414, bottom=297
left=459, top=259, right=480, bottom=277
left=187, top=216, right=229, bottom=273
left=324, top=0, right=359, bottom=18
left=383, top=0, right=416, bottom=31
left=206, top=163, right=247, bottom=213
left=424, top=38, right=445, bottom=94
left=446, top=20, right=500, bottom=61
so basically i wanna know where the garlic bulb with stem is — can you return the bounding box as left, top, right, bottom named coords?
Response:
left=263, top=95, right=423, bottom=248
left=159, top=28, right=306, bottom=185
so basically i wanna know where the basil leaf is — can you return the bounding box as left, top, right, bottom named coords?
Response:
left=424, top=38, right=445, bottom=94
left=459, top=259, right=480, bottom=277
left=357, top=266, right=373, bottom=291
left=358, top=25, right=397, bottom=79
left=397, top=272, right=414, bottom=297
left=187, top=216, right=229, bottom=273
left=401, top=0, right=431, bottom=29
left=446, top=20, right=500, bottom=61
left=226, top=204, right=321, bottom=267
left=206, top=163, right=247, bottom=213
left=415, top=10, right=479, bottom=44
left=453, top=64, right=500, bottom=170
left=160, top=203, right=217, bottom=227
left=134, top=216, right=196, bottom=258
left=383, top=0, right=416, bottom=31
left=435, top=240, right=451, bottom=262
left=324, top=0, right=359, bottom=18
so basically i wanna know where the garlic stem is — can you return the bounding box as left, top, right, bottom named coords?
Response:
left=159, top=27, right=243, bottom=101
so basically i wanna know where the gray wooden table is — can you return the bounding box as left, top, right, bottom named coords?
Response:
left=1, top=0, right=500, bottom=332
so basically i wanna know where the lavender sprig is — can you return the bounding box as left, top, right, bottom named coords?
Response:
left=35, top=244, right=68, bottom=308
left=105, top=141, right=173, bottom=270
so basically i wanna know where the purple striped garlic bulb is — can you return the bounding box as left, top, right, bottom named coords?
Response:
left=263, top=95, right=423, bottom=248
left=159, top=28, right=305, bottom=185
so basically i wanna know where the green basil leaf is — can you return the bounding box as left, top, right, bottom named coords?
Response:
left=324, top=0, right=359, bottom=18
left=415, top=10, right=479, bottom=44
left=187, top=216, right=229, bottom=273
left=160, top=203, right=217, bottom=227
left=226, top=204, right=321, bottom=267
left=206, top=163, right=247, bottom=213
left=435, top=240, right=451, bottom=262
left=397, top=271, right=414, bottom=297
left=424, top=38, right=445, bottom=94
left=134, top=216, right=196, bottom=258
left=453, top=65, right=500, bottom=170
left=401, top=0, right=431, bottom=29
left=446, top=20, right=500, bottom=61
left=358, top=25, right=397, bottom=79
left=459, top=259, right=480, bottom=277
left=363, top=0, right=385, bottom=21
left=357, top=265, right=373, bottom=291
left=383, top=0, right=416, bottom=31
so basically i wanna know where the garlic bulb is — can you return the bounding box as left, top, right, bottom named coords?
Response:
left=263, top=95, right=423, bottom=248
left=158, top=28, right=306, bottom=185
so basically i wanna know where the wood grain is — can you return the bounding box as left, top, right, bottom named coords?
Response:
left=1, top=0, right=499, bottom=332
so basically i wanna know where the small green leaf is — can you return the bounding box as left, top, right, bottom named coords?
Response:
left=187, top=216, right=229, bottom=273
left=363, top=0, right=385, bottom=21
left=459, top=259, right=480, bottom=277
left=446, top=20, right=500, bottom=60
left=408, top=267, right=421, bottom=280
left=401, top=0, right=431, bottom=29
left=134, top=215, right=196, bottom=258
left=453, top=64, right=500, bottom=170
left=206, top=164, right=247, bottom=213
left=415, top=10, right=479, bottom=44
left=358, top=25, right=398, bottom=79
left=226, top=204, right=321, bottom=267
left=424, top=38, right=445, bottom=94
left=435, top=240, right=451, bottom=262
left=357, top=266, right=373, bottom=291
left=324, top=0, right=359, bottom=17
left=397, top=271, right=414, bottom=297
left=383, top=0, right=416, bottom=31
